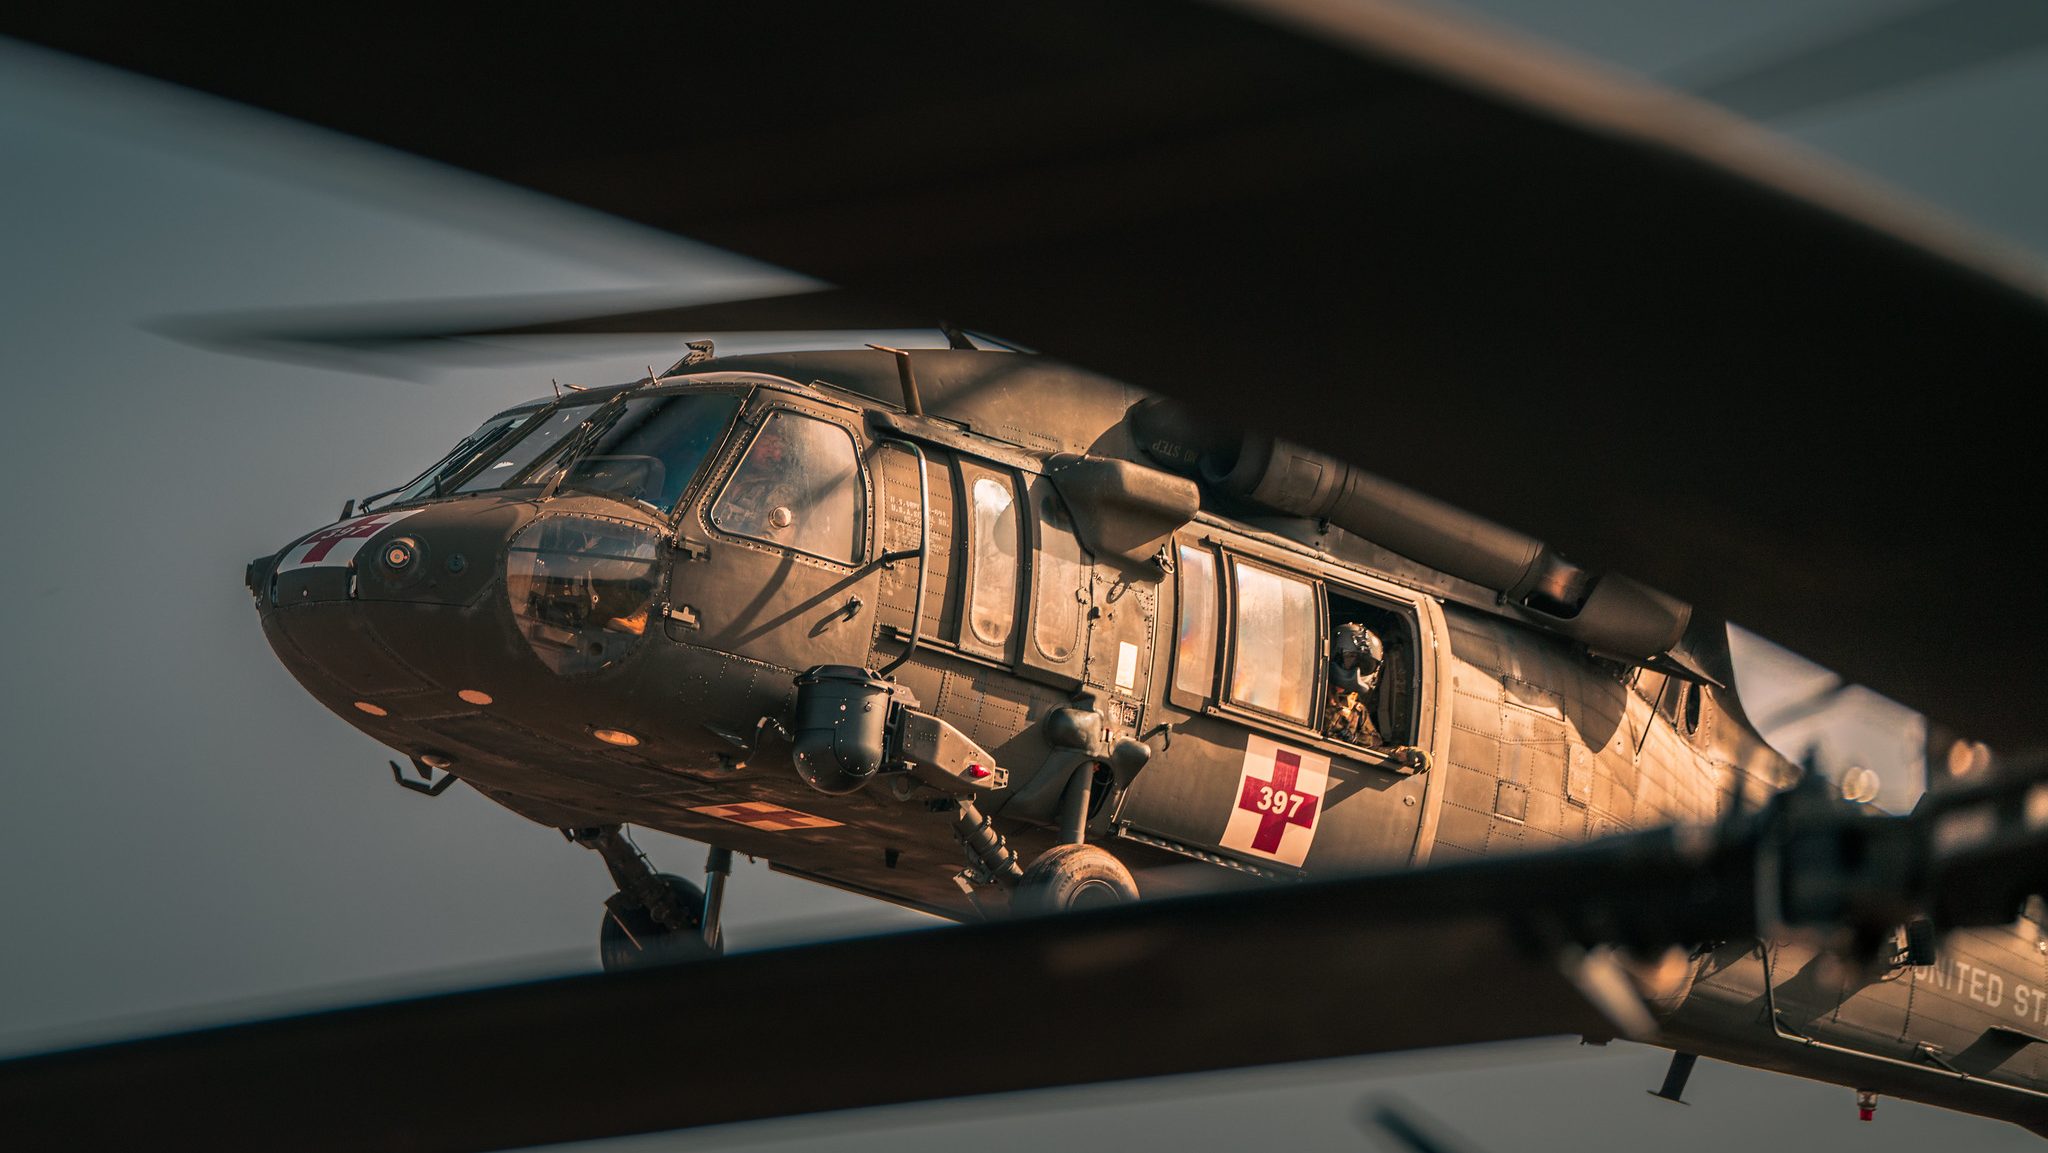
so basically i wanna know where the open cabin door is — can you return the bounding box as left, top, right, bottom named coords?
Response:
left=1114, top=537, right=1437, bottom=876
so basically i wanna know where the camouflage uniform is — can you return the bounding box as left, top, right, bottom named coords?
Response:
left=1324, top=623, right=1384, bottom=746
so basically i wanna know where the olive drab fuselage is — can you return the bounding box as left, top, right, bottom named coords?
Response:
left=248, top=347, right=2048, bottom=1127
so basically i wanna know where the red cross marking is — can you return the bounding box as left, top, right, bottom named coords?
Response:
left=1236, top=748, right=1319, bottom=853
left=295, top=516, right=393, bottom=564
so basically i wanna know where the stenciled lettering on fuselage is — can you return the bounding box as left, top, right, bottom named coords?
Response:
left=276, top=510, right=423, bottom=573
left=1923, top=954, right=2048, bottom=1026
left=1221, top=735, right=1330, bottom=868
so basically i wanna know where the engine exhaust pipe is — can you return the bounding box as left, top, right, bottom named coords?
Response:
left=1129, top=400, right=1690, bottom=661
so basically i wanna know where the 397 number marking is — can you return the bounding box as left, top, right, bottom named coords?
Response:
left=1255, top=786, right=1307, bottom=817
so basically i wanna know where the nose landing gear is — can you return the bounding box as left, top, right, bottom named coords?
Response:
left=568, top=826, right=729, bottom=972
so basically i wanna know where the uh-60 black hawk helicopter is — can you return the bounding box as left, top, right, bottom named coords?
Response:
left=21, top=0, right=2048, bottom=1145
left=246, top=338, right=1747, bottom=949
left=244, top=334, right=2048, bottom=1133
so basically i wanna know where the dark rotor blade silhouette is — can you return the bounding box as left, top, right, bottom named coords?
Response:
left=1361, top=1096, right=1487, bottom=1153
left=144, top=289, right=898, bottom=379
left=12, top=3, right=2042, bottom=748
left=13, top=744, right=2048, bottom=1148
left=0, top=845, right=1663, bottom=1153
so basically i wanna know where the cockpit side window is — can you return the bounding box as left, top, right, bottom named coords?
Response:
left=711, top=409, right=866, bottom=564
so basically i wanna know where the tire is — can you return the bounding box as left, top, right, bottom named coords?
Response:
left=599, top=873, right=718, bottom=972
left=1012, top=844, right=1140, bottom=916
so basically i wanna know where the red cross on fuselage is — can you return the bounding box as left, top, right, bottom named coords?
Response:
left=295, top=516, right=392, bottom=564
left=1236, top=748, right=1319, bottom=853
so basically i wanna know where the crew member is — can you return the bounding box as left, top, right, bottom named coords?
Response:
left=1324, top=622, right=1384, bottom=747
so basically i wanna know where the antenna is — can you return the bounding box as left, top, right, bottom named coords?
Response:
left=551, top=377, right=562, bottom=400
left=866, top=344, right=923, bottom=415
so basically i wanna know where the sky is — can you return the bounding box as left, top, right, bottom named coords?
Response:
left=1, top=2, right=2045, bottom=1150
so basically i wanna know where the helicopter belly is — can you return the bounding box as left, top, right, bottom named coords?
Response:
left=259, top=591, right=1024, bottom=920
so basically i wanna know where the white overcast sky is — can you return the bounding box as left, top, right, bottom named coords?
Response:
left=2, top=2, right=2045, bottom=1150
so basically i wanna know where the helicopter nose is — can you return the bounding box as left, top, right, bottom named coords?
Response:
left=251, top=500, right=547, bottom=727
left=253, top=502, right=531, bottom=610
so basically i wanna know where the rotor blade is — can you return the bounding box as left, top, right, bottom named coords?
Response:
left=1361, top=1097, right=1487, bottom=1153
left=15, top=766, right=2048, bottom=1148
left=1688, top=0, right=2048, bottom=122
left=150, top=288, right=902, bottom=349
left=0, top=847, right=1667, bottom=1153
left=9, top=3, right=2048, bottom=749
left=145, top=288, right=896, bottom=379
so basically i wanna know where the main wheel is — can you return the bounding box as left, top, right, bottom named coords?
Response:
left=599, top=872, right=718, bottom=972
left=1012, top=844, right=1140, bottom=916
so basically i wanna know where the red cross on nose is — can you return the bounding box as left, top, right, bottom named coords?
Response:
left=295, top=515, right=394, bottom=565
left=1236, top=748, right=1319, bottom=853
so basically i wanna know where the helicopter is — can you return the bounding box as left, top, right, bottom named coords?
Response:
left=240, top=333, right=2048, bottom=1136
left=244, top=336, right=1784, bottom=948
left=12, top=0, right=2048, bottom=1147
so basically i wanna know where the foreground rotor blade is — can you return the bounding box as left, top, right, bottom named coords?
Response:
left=8, top=3, right=2047, bottom=748
left=0, top=860, right=1649, bottom=1152
left=144, top=289, right=899, bottom=376
left=1361, top=1098, right=1488, bottom=1153
left=13, top=767, right=2048, bottom=1149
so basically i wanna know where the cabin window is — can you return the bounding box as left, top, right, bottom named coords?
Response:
left=873, top=443, right=960, bottom=644
left=712, top=409, right=865, bottom=564
left=1032, top=485, right=1086, bottom=662
left=1173, top=542, right=1218, bottom=700
left=1226, top=559, right=1317, bottom=725
left=965, top=470, right=1021, bottom=651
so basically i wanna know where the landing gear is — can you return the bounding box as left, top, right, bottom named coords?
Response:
left=569, top=826, right=729, bottom=972
left=599, top=873, right=710, bottom=971
left=1014, top=844, right=1140, bottom=915
left=1011, top=764, right=1139, bottom=916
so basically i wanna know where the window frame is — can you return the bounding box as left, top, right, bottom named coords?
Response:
left=1167, top=536, right=1221, bottom=713
left=1177, top=537, right=1437, bottom=766
left=957, top=461, right=1023, bottom=661
left=1020, top=476, right=1089, bottom=681
left=705, top=402, right=873, bottom=568
left=1217, top=551, right=1326, bottom=732
left=548, top=390, right=747, bottom=517
left=1321, top=578, right=1426, bottom=751
left=451, top=397, right=611, bottom=496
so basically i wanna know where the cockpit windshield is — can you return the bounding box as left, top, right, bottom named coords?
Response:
left=532, top=392, right=744, bottom=512
left=361, top=407, right=539, bottom=512
left=452, top=401, right=603, bottom=494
